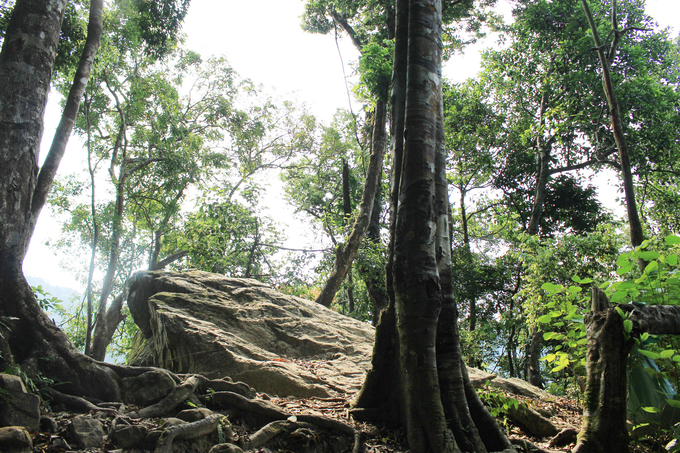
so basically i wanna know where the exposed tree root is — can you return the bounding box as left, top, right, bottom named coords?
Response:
left=204, top=390, right=361, bottom=451
left=154, top=413, right=225, bottom=453
left=244, top=419, right=299, bottom=449
left=43, top=388, right=120, bottom=415
left=128, top=374, right=205, bottom=419
left=510, top=437, right=552, bottom=453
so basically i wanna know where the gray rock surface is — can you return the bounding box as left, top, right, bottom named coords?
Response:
left=468, top=367, right=555, bottom=401
left=127, top=270, right=375, bottom=398
left=0, top=374, right=40, bottom=431
left=67, top=415, right=105, bottom=449
left=0, top=426, right=33, bottom=453
left=110, top=424, right=148, bottom=450
left=122, top=369, right=178, bottom=406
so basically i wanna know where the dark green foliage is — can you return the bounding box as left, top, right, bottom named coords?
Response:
left=134, top=0, right=190, bottom=58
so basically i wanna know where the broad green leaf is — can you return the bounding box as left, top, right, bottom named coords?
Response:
left=638, top=349, right=661, bottom=360
left=541, top=353, right=557, bottom=362
left=665, top=254, right=678, bottom=266
left=639, top=251, right=661, bottom=261
left=571, top=276, right=593, bottom=284
left=665, top=399, right=680, bottom=409
left=623, top=319, right=633, bottom=334
left=664, top=235, right=680, bottom=245
left=551, top=364, right=568, bottom=373
left=660, top=350, right=675, bottom=359
left=541, top=282, right=563, bottom=294
left=644, top=261, right=658, bottom=274
left=611, top=291, right=628, bottom=302
left=641, top=406, right=660, bottom=413
left=616, top=264, right=633, bottom=275
left=538, top=314, right=554, bottom=324
left=618, top=281, right=637, bottom=289
left=616, top=255, right=631, bottom=267
left=567, top=285, right=582, bottom=294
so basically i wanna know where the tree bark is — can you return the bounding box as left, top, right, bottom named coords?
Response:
left=314, top=97, right=387, bottom=308
left=351, top=0, right=408, bottom=424
left=355, top=1, right=515, bottom=452
left=0, top=0, right=121, bottom=400
left=0, top=0, right=67, bottom=269
left=30, top=0, right=104, bottom=232
left=572, top=288, right=632, bottom=453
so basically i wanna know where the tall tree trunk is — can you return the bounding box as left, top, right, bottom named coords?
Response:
left=524, top=64, right=556, bottom=389
left=0, top=0, right=119, bottom=399
left=580, top=0, right=644, bottom=250
left=90, top=162, right=126, bottom=361
left=391, top=1, right=452, bottom=447
left=314, top=98, right=387, bottom=308
left=84, top=97, right=100, bottom=356
left=355, top=1, right=514, bottom=452
left=434, top=94, right=486, bottom=453
left=351, top=0, right=409, bottom=424
left=458, top=188, right=478, bottom=332
left=30, top=0, right=105, bottom=231
left=362, top=147, right=389, bottom=325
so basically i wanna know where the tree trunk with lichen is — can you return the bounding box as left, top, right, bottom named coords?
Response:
left=573, top=288, right=632, bottom=453
left=0, top=0, right=118, bottom=400
left=353, top=1, right=515, bottom=451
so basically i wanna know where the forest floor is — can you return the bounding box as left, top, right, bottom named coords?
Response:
left=28, top=386, right=672, bottom=453
left=266, top=390, right=671, bottom=453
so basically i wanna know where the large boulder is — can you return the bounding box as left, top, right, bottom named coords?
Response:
left=127, top=270, right=375, bottom=398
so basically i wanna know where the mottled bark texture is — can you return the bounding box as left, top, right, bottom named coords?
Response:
left=353, top=0, right=514, bottom=451
left=573, top=288, right=632, bottom=453
left=0, top=0, right=66, bottom=269
left=0, top=0, right=115, bottom=399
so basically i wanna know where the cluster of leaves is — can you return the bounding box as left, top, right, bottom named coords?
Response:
left=537, top=235, right=680, bottom=398
left=477, top=388, right=521, bottom=423
left=33, top=286, right=65, bottom=312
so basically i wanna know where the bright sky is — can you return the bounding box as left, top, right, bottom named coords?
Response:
left=23, top=0, right=680, bottom=290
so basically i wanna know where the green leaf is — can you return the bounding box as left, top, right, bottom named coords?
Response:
left=538, top=314, right=554, bottom=324
left=541, top=353, right=557, bottom=362
left=664, top=235, right=680, bottom=245
left=623, top=319, right=633, bottom=334
left=644, top=261, right=659, bottom=274
left=615, top=306, right=626, bottom=318
left=641, top=406, right=660, bottom=413
left=639, top=251, right=661, bottom=261
left=665, top=254, right=678, bottom=266
left=638, top=349, right=661, bottom=360
left=665, top=399, right=680, bottom=409
left=660, top=350, right=675, bottom=359
left=541, top=282, right=563, bottom=294
left=616, top=264, right=633, bottom=275
left=571, top=276, right=593, bottom=284
left=551, top=364, right=568, bottom=373
left=567, top=285, right=583, bottom=294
